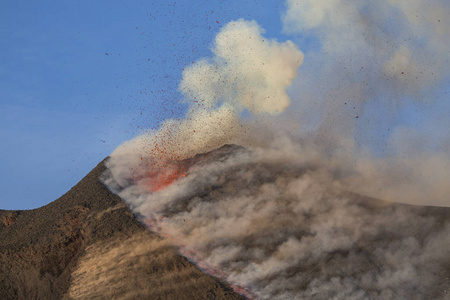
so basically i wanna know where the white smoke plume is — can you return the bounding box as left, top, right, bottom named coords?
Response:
left=106, top=19, right=302, bottom=175
left=104, top=18, right=304, bottom=196
left=102, top=1, right=450, bottom=298
left=180, top=19, right=303, bottom=114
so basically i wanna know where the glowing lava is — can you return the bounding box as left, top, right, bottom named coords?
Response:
left=178, top=248, right=260, bottom=300
left=142, top=160, right=188, bottom=192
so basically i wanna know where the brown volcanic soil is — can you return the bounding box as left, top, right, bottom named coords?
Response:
left=0, top=159, right=244, bottom=300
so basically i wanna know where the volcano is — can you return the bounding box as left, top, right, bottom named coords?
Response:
left=0, top=154, right=243, bottom=299
left=1, top=145, right=449, bottom=299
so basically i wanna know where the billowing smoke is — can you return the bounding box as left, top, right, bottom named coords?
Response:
left=103, top=141, right=450, bottom=299
left=281, top=0, right=450, bottom=205
left=106, top=19, right=303, bottom=189
left=180, top=20, right=302, bottom=115
left=102, top=1, right=450, bottom=299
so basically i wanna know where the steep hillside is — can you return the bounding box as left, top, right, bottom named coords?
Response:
left=0, top=158, right=243, bottom=300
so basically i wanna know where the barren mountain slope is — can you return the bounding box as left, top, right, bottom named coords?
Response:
left=0, top=158, right=243, bottom=300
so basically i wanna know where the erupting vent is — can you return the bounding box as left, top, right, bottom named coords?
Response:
left=144, top=161, right=188, bottom=192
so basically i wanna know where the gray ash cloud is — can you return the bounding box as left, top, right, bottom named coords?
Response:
left=102, top=143, right=450, bottom=299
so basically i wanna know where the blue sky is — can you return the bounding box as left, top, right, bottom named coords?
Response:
left=0, top=1, right=290, bottom=210
left=2, top=0, right=449, bottom=209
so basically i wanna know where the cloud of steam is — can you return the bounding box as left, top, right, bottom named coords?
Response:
left=103, top=141, right=450, bottom=299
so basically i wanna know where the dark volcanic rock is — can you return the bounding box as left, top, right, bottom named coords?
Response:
left=0, top=159, right=243, bottom=300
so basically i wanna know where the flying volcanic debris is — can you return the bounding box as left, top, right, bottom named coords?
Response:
left=103, top=0, right=450, bottom=299
left=104, top=19, right=304, bottom=195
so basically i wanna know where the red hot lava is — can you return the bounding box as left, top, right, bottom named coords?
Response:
left=141, top=160, right=188, bottom=192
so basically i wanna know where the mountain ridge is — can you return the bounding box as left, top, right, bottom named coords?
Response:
left=0, top=155, right=244, bottom=299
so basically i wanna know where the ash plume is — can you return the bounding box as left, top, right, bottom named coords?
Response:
left=105, top=19, right=303, bottom=188
left=281, top=0, right=450, bottom=206
left=103, top=1, right=450, bottom=299
left=103, top=141, right=450, bottom=299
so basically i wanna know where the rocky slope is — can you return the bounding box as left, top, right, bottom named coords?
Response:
left=0, top=158, right=243, bottom=300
